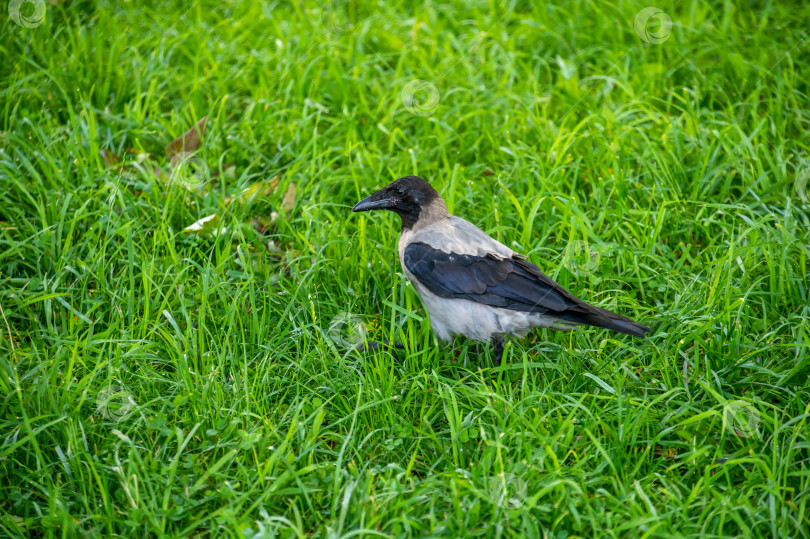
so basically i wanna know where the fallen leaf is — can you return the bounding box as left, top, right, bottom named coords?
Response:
left=100, top=149, right=121, bottom=167
left=282, top=183, right=296, bottom=213
left=166, top=117, right=207, bottom=167
left=225, top=174, right=282, bottom=206
left=183, top=214, right=219, bottom=234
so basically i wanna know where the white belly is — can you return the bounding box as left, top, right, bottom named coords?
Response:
left=404, top=271, right=558, bottom=342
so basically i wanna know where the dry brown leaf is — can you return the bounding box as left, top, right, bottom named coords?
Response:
left=282, top=183, right=296, bottom=213
left=100, top=149, right=121, bottom=168
left=166, top=117, right=207, bottom=167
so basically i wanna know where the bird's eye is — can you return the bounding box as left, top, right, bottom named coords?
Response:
left=397, top=187, right=406, bottom=195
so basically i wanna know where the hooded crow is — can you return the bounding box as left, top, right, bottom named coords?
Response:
left=353, top=176, right=650, bottom=365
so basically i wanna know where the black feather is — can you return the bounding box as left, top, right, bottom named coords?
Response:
left=403, top=242, right=650, bottom=337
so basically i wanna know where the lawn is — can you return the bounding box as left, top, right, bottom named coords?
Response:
left=1, top=0, right=809, bottom=536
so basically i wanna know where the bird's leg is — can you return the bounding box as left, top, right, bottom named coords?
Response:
left=492, top=337, right=505, bottom=367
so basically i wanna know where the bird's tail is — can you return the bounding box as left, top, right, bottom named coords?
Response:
left=586, top=313, right=650, bottom=337
left=509, top=257, right=650, bottom=337
left=556, top=304, right=650, bottom=337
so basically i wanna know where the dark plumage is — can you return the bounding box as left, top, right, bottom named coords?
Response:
left=403, top=242, right=649, bottom=337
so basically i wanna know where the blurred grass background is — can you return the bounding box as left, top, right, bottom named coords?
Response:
left=1, top=0, right=809, bottom=536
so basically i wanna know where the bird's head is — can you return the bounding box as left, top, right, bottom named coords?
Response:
left=352, top=176, right=446, bottom=229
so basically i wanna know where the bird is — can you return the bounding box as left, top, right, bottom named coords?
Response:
left=352, top=175, right=650, bottom=366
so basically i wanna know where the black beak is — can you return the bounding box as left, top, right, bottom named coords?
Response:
left=352, top=190, right=395, bottom=212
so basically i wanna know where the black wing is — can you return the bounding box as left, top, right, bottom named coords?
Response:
left=403, top=242, right=649, bottom=336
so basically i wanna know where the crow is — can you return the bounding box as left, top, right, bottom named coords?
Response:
left=352, top=175, right=650, bottom=365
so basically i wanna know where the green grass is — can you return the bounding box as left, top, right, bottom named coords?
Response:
left=1, top=0, right=809, bottom=536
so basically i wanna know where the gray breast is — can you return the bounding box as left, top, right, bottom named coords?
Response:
left=407, top=216, right=514, bottom=257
